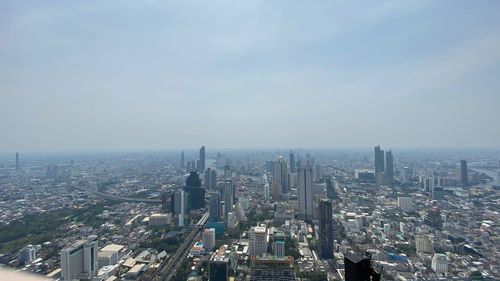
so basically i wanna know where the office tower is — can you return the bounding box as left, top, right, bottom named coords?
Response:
left=385, top=150, right=393, bottom=183
left=171, top=190, right=188, bottom=226
left=325, top=177, right=338, bottom=200
left=272, top=182, right=281, bottom=201
left=460, top=160, right=468, bottom=186
left=250, top=256, right=296, bottom=281
left=272, top=232, right=285, bottom=258
left=273, top=156, right=290, bottom=193
left=179, top=190, right=185, bottom=227
left=61, top=235, right=98, bottom=281
left=298, top=166, right=313, bottom=221
left=265, top=161, right=275, bottom=173
left=209, top=245, right=229, bottom=281
left=306, top=153, right=311, bottom=166
left=249, top=226, right=267, bottom=257
left=211, top=169, right=217, bottom=188
left=205, top=168, right=211, bottom=188
left=161, top=191, right=172, bottom=213
left=263, top=174, right=270, bottom=201
left=223, top=179, right=233, bottom=220
left=186, top=170, right=201, bottom=188
left=313, top=164, right=323, bottom=180
left=185, top=171, right=205, bottom=210
left=19, top=245, right=36, bottom=264
left=374, top=145, right=384, bottom=178
left=318, top=199, right=333, bottom=259
left=296, top=159, right=302, bottom=169
left=209, top=193, right=221, bottom=222
left=224, top=165, right=232, bottom=179
left=180, top=151, right=185, bottom=169
left=199, top=146, right=206, bottom=172
left=186, top=160, right=195, bottom=172
left=15, top=152, right=19, bottom=170
left=216, top=153, right=223, bottom=169
left=421, top=176, right=435, bottom=192
left=344, top=253, right=380, bottom=281
left=203, top=228, right=216, bottom=251
left=400, top=167, right=410, bottom=183
left=205, top=168, right=217, bottom=189
left=289, top=150, right=296, bottom=173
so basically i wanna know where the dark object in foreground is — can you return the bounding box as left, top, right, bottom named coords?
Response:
left=344, top=252, right=381, bottom=281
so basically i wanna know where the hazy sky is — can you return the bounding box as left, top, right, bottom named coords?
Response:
left=1, top=1, right=500, bottom=151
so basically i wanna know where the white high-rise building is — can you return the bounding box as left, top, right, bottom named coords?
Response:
left=263, top=174, right=270, bottom=201
left=19, top=245, right=36, bottom=264
left=203, top=228, right=216, bottom=251
left=431, top=253, right=448, bottom=276
left=61, top=235, right=98, bottom=281
left=398, top=197, right=413, bottom=212
left=248, top=226, right=267, bottom=257
left=298, top=166, right=313, bottom=220
left=224, top=179, right=233, bottom=220
left=179, top=190, right=185, bottom=227
left=400, top=167, right=410, bottom=182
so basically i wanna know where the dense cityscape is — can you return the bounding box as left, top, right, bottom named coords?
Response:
left=2, top=1, right=500, bottom=281
left=0, top=147, right=499, bottom=280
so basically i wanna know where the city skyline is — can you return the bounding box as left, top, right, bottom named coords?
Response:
left=2, top=1, right=500, bottom=151
left=2, top=1, right=500, bottom=280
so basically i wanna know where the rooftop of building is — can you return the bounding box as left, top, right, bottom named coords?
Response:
left=100, top=243, right=124, bottom=253
left=128, top=264, right=145, bottom=274
left=254, top=226, right=266, bottom=233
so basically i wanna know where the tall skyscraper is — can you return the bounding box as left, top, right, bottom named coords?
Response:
left=199, top=146, right=206, bottom=172
left=374, top=145, right=384, bottom=177
left=298, top=166, right=313, bottom=221
left=273, top=156, right=289, bottom=193
left=216, top=153, right=223, bottom=169
left=249, top=226, right=267, bottom=257
left=61, top=235, right=98, bottom=281
left=263, top=174, right=270, bottom=201
left=460, top=160, right=468, bottom=186
left=318, top=199, right=333, bottom=259
left=224, top=165, right=232, bottom=180
left=205, top=168, right=217, bottom=189
left=179, top=190, right=185, bottom=227
left=385, top=150, right=393, bottom=183
left=161, top=191, right=172, bottom=213
left=180, top=151, right=185, bottom=169
left=326, top=177, right=338, bottom=200
left=185, top=171, right=205, bottom=210
left=15, top=152, right=19, bottom=170
left=289, top=150, right=296, bottom=173
left=272, top=182, right=281, bottom=201
left=223, top=179, right=233, bottom=221
left=209, top=193, right=221, bottom=222
left=187, top=160, right=196, bottom=172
